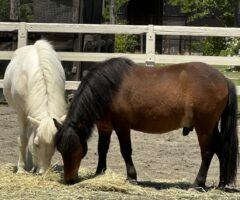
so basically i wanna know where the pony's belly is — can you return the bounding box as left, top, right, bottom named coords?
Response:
left=128, top=105, right=193, bottom=134
left=131, top=120, right=181, bottom=134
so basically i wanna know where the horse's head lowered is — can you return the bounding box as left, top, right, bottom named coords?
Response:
left=53, top=58, right=133, bottom=183
left=28, top=116, right=57, bottom=174
left=53, top=119, right=88, bottom=184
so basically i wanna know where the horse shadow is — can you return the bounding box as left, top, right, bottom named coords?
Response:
left=136, top=180, right=191, bottom=190
left=136, top=180, right=240, bottom=193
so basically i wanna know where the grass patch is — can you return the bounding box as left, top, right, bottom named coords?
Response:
left=215, top=65, right=240, bottom=81
left=214, top=66, right=240, bottom=114
left=0, top=163, right=239, bottom=200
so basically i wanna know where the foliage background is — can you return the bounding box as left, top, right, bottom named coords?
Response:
left=0, top=0, right=33, bottom=22
left=0, top=0, right=239, bottom=56
left=168, top=0, right=239, bottom=56
left=102, top=0, right=139, bottom=53
left=0, top=0, right=10, bottom=21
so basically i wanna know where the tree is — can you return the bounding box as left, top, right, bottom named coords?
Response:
left=168, top=0, right=238, bottom=56
left=20, top=0, right=33, bottom=22
left=0, top=0, right=10, bottom=21
left=110, top=0, right=116, bottom=24
left=103, top=0, right=129, bottom=23
left=10, top=0, right=20, bottom=21
left=0, top=0, right=33, bottom=22
left=168, top=0, right=236, bottom=27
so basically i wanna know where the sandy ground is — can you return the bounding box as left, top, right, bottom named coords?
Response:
left=0, top=104, right=239, bottom=188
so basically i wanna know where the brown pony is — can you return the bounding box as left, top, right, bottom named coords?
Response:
left=53, top=57, right=239, bottom=188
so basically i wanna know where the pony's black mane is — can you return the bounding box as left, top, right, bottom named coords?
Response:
left=64, top=57, right=134, bottom=141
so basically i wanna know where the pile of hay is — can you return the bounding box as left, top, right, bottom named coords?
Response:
left=0, top=163, right=239, bottom=200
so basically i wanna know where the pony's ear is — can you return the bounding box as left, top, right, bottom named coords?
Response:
left=53, top=118, right=62, bottom=130
left=27, top=116, right=40, bottom=127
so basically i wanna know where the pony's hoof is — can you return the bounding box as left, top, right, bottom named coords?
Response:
left=188, top=186, right=206, bottom=193
left=30, top=167, right=37, bottom=173
left=16, top=168, right=27, bottom=174
left=128, top=179, right=138, bottom=185
left=127, top=176, right=138, bottom=185
left=189, top=182, right=206, bottom=192
left=217, top=185, right=240, bottom=192
left=95, top=171, right=105, bottom=176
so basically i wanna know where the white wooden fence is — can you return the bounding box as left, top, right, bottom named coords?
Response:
left=0, top=22, right=240, bottom=93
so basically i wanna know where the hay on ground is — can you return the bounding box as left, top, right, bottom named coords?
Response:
left=0, top=163, right=239, bottom=200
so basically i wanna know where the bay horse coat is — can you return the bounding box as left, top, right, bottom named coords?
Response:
left=4, top=40, right=66, bottom=174
left=54, top=57, right=238, bottom=188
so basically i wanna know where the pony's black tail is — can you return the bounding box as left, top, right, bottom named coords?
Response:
left=220, top=79, right=239, bottom=185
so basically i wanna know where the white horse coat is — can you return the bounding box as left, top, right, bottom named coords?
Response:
left=4, top=40, right=66, bottom=173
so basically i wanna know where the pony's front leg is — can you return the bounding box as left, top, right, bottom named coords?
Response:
left=16, top=117, right=29, bottom=174
left=95, top=129, right=112, bottom=175
left=17, top=134, right=28, bottom=173
left=115, top=127, right=137, bottom=181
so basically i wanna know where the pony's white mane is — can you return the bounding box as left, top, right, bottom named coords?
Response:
left=38, top=117, right=57, bottom=143
left=27, top=40, right=66, bottom=120
left=26, top=40, right=66, bottom=142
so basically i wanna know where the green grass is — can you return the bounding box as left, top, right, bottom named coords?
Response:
left=215, top=65, right=240, bottom=81
left=211, top=66, right=240, bottom=114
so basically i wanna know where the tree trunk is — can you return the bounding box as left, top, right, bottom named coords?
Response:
left=236, top=0, right=240, bottom=27
left=10, top=0, right=20, bottom=21
left=110, top=0, right=116, bottom=24
left=72, top=0, right=83, bottom=81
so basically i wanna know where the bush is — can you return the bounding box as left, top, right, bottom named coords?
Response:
left=203, top=37, right=227, bottom=56
left=219, top=38, right=240, bottom=56
left=0, top=0, right=10, bottom=21
left=115, top=34, right=139, bottom=53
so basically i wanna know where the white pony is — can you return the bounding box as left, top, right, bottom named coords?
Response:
left=3, top=40, right=66, bottom=174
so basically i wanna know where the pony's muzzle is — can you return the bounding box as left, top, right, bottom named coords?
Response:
left=65, top=175, right=79, bottom=184
left=64, top=170, right=79, bottom=184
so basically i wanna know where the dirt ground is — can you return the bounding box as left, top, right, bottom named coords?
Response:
left=0, top=104, right=239, bottom=190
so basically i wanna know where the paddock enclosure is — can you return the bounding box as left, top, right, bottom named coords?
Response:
left=1, top=22, right=240, bottom=91
left=0, top=23, right=240, bottom=199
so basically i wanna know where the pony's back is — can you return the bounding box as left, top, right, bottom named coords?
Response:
left=4, top=40, right=66, bottom=119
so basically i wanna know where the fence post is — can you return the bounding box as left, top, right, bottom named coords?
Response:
left=18, top=22, right=27, bottom=48
left=146, top=24, right=155, bottom=66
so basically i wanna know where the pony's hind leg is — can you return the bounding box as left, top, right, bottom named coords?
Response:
left=214, top=127, right=225, bottom=188
left=193, top=128, right=216, bottom=187
left=115, top=127, right=137, bottom=181
left=95, top=129, right=112, bottom=175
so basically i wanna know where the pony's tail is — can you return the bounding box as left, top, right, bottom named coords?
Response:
left=220, top=79, right=239, bottom=185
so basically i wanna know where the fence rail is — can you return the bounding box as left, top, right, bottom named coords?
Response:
left=0, top=22, right=240, bottom=93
